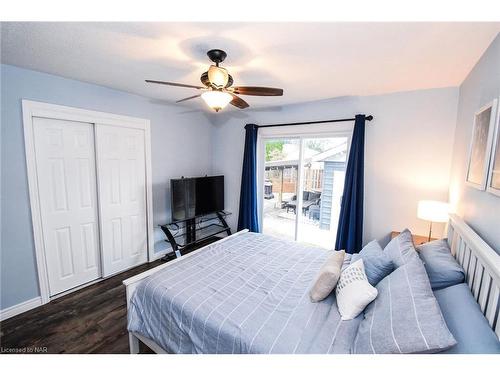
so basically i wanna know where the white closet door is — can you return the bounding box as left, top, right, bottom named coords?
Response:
left=96, top=124, right=148, bottom=276
left=33, top=118, right=101, bottom=296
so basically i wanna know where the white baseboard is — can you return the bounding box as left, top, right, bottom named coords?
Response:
left=0, top=252, right=172, bottom=321
left=1, top=252, right=170, bottom=321
left=0, top=296, right=42, bottom=321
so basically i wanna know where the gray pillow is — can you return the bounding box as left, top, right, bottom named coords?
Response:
left=341, top=253, right=352, bottom=271
left=351, top=240, right=394, bottom=285
left=309, top=192, right=321, bottom=201
left=309, top=250, right=345, bottom=302
left=417, top=239, right=465, bottom=290
left=383, top=229, right=419, bottom=268
left=353, top=256, right=456, bottom=354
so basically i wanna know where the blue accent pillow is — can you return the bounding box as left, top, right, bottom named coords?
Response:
left=416, top=239, right=465, bottom=290
left=351, top=240, right=394, bottom=285
left=341, top=252, right=352, bottom=272
left=383, top=229, right=419, bottom=268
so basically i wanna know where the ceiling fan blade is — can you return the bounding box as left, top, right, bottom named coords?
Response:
left=145, top=80, right=204, bottom=89
left=232, top=86, right=283, bottom=96
left=176, top=94, right=201, bottom=103
left=230, top=94, right=250, bottom=109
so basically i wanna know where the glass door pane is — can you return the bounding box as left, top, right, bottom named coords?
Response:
left=262, top=138, right=300, bottom=241
left=297, top=137, right=348, bottom=249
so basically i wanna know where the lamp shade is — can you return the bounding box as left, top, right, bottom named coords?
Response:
left=208, top=65, right=229, bottom=88
left=201, top=90, right=233, bottom=112
left=417, top=200, right=449, bottom=223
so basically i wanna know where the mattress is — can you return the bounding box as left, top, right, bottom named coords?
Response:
left=127, top=232, right=362, bottom=354
left=434, top=283, right=500, bottom=354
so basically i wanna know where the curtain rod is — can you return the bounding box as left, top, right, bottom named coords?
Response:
left=255, top=115, right=373, bottom=128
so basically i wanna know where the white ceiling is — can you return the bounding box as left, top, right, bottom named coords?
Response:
left=1, top=22, right=499, bottom=110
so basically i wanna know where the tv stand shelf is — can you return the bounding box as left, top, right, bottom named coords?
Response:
left=160, top=211, right=232, bottom=259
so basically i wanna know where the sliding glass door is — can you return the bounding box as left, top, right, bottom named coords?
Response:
left=296, top=137, right=347, bottom=248
left=262, top=135, right=348, bottom=249
left=262, top=138, right=300, bottom=241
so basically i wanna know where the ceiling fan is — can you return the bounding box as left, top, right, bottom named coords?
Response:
left=146, top=49, right=283, bottom=112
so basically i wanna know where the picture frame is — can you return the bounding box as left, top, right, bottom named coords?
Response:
left=486, top=97, right=500, bottom=196
left=465, top=99, right=498, bottom=190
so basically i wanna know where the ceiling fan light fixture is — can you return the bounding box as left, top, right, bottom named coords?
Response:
left=201, top=90, right=233, bottom=112
left=208, top=65, right=229, bottom=88
left=146, top=49, right=283, bottom=111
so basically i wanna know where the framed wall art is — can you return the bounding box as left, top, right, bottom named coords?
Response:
left=487, top=98, right=500, bottom=196
left=466, top=99, right=498, bottom=190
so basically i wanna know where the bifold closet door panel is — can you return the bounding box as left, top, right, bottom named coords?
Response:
left=95, top=124, right=148, bottom=277
left=33, top=118, right=101, bottom=296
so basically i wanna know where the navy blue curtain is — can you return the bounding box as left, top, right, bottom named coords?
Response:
left=237, top=124, right=260, bottom=232
left=335, top=114, right=366, bottom=254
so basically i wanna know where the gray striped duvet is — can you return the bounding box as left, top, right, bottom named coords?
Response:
left=127, top=232, right=362, bottom=354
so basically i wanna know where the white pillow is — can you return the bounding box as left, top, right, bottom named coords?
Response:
left=335, top=258, right=378, bottom=320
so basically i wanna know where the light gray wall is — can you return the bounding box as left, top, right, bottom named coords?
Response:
left=3, top=55, right=484, bottom=312
left=211, top=87, right=459, bottom=247
left=1, top=64, right=213, bottom=310
left=449, top=34, right=500, bottom=253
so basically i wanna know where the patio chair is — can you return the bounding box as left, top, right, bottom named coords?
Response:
left=285, top=191, right=321, bottom=215
left=284, top=200, right=297, bottom=214
left=308, top=200, right=321, bottom=221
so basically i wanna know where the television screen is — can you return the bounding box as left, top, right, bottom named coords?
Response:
left=170, top=176, right=224, bottom=222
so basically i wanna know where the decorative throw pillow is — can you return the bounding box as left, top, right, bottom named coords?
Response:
left=383, top=229, right=419, bottom=268
left=341, top=253, right=352, bottom=272
left=353, top=256, right=456, bottom=354
left=417, top=239, right=465, bottom=290
left=309, top=250, right=345, bottom=302
left=351, top=240, right=394, bottom=285
left=335, top=259, right=378, bottom=320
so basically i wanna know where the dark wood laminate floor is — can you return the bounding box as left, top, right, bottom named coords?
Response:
left=0, top=260, right=165, bottom=354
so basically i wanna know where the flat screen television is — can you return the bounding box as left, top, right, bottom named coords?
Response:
left=170, top=175, right=224, bottom=222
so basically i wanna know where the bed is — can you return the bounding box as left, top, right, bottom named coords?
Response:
left=123, top=214, right=500, bottom=354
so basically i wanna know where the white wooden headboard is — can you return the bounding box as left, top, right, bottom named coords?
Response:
left=447, top=214, right=500, bottom=339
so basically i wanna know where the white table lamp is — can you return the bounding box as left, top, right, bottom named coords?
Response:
left=417, top=200, right=450, bottom=241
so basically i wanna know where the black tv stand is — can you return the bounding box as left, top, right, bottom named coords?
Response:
left=160, top=211, right=232, bottom=260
